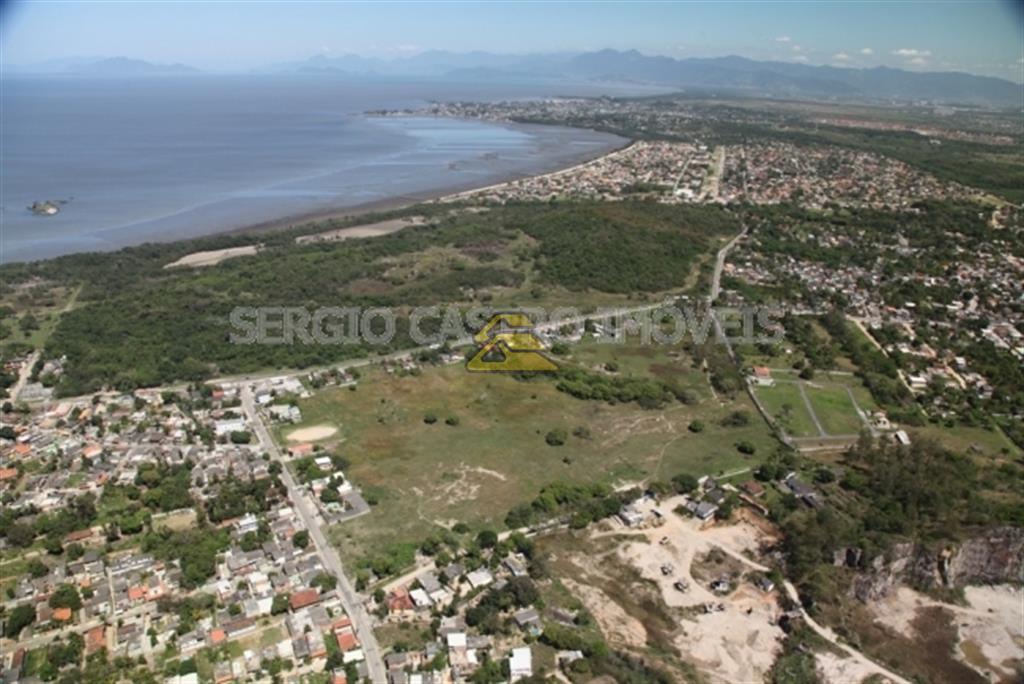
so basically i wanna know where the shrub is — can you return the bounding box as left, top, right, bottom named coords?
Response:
left=545, top=429, right=568, bottom=446
left=721, top=410, right=751, bottom=427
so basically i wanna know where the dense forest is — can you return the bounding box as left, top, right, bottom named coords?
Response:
left=0, top=201, right=737, bottom=396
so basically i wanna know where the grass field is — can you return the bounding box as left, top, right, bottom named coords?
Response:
left=0, top=285, right=80, bottom=355
left=755, top=382, right=820, bottom=437
left=286, top=344, right=776, bottom=569
left=805, top=384, right=865, bottom=435
left=754, top=372, right=875, bottom=440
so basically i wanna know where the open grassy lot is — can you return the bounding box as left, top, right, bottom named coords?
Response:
left=754, top=382, right=819, bottom=438
left=0, top=284, right=80, bottom=356
left=755, top=370, right=876, bottom=441
left=913, top=423, right=1022, bottom=461
left=287, top=350, right=776, bottom=569
left=805, top=384, right=865, bottom=436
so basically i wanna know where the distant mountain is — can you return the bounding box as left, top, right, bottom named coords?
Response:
left=271, top=48, right=1019, bottom=107
left=74, top=57, right=200, bottom=75
left=9, top=56, right=200, bottom=76
left=564, top=50, right=1019, bottom=106
left=11, top=49, right=1017, bottom=105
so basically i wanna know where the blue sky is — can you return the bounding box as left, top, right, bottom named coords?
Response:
left=3, top=1, right=1022, bottom=80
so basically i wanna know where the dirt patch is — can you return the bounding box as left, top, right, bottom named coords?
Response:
left=152, top=508, right=197, bottom=531
left=958, top=586, right=1023, bottom=683
left=871, top=584, right=1022, bottom=683
left=690, top=547, right=748, bottom=585
left=859, top=598, right=986, bottom=684
left=164, top=244, right=261, bottom=268
left=296, top=216, right=425, bottom=244
left=420, top=463, right=508, bottom=508
left=286, top=424, right=338, bottom=442
left=572, top=495, right=784, bottom=682
left=562, top=578, right=648, bottom=651
left=815, top=650, right=885, bottom=684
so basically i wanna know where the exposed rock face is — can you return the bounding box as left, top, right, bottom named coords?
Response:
left=945, top=527, right=1024, bottom=586
left=850, top=526, right=1024, bottom=601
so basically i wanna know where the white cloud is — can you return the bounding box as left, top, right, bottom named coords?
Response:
left=791, top=44, right=805, bottom=53
left=792, top=55, right=809, bottom=62
left=860, top=48, right=874, bottom=55
left=893, top=48, right=931, bottom=58
left=833, top=52, right=850, bottom=62
left=775, top=36, right=792, bottom=43
left=909, top=56, right=928, bottom=66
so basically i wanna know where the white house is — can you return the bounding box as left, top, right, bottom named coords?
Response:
left=509, top=647, right=533, bottom=681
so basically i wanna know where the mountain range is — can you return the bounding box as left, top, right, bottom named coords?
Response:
left=9, top=56, right=200, bottom=76
left=266, top=49, right=1021, bottom=106
left=10, top=49, right=1019, bottom=106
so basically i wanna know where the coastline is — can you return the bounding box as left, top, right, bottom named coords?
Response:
left=228, top=121, right=632, bottom=239
left=3, top=117, right=630, bottom=264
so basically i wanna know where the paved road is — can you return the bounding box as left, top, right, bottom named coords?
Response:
left=709, top=224, right=748, bottom=305
left=0, top=602, right=156, bottom=656
left=241, top=387, right=387, bottom=684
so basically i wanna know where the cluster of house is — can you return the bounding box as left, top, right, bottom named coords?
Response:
left=284, top=446, right=370, bottom=525
left=719, top=142, right=976, bottom=209
left=0, top=496, right=373, bottom=684
left=378, top=555, right=548, bottom=683
left=0, top=378, right=375, bottom=683
left=0, top=408, right=279, bottom=528
left=725, top=206, right=1022, bottom=417
left=393, top=97, right=781, bottom=146
left=443, top=141, right=715, bottom=205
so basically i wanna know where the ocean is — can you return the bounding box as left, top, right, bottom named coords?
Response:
left=0, top=76, right=652, bottom=263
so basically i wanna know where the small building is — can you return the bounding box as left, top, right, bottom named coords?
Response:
left=289, top=588, right=321, bottom=611
left=513, top=607, right=542, bottom=635
left=509, top=646, right=533, bottom=681
left=466, top=568, right=494, bottom=590
left=740, top=481, right=765, bottom=498
left=694, top=501, right=718, bottom=521
left=617, top=505, right=644, bottom=527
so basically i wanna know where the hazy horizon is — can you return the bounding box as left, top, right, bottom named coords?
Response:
left=3, top=1, right=1022, bottom=82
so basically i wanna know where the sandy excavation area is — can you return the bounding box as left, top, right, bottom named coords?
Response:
left=286, top=424, right=338, bottom=442
left=815, top=650, right=895, bottom=684
left=872, top=584, right=1023, bottom=682
left=589, top=494, right=785, bottom=683
left=164, top=244, right=262, bottom=268
left=296, top=216, right=425, bottom=244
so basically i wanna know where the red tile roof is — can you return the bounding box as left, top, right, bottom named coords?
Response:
left=85, top=626, right=106, bottom=654
left=289, top=588, right=320, bottom=611
left=335, top=629, right=359, bottom=652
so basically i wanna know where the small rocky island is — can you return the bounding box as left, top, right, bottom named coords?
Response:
left=28, top=200, right=61, bottom=216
